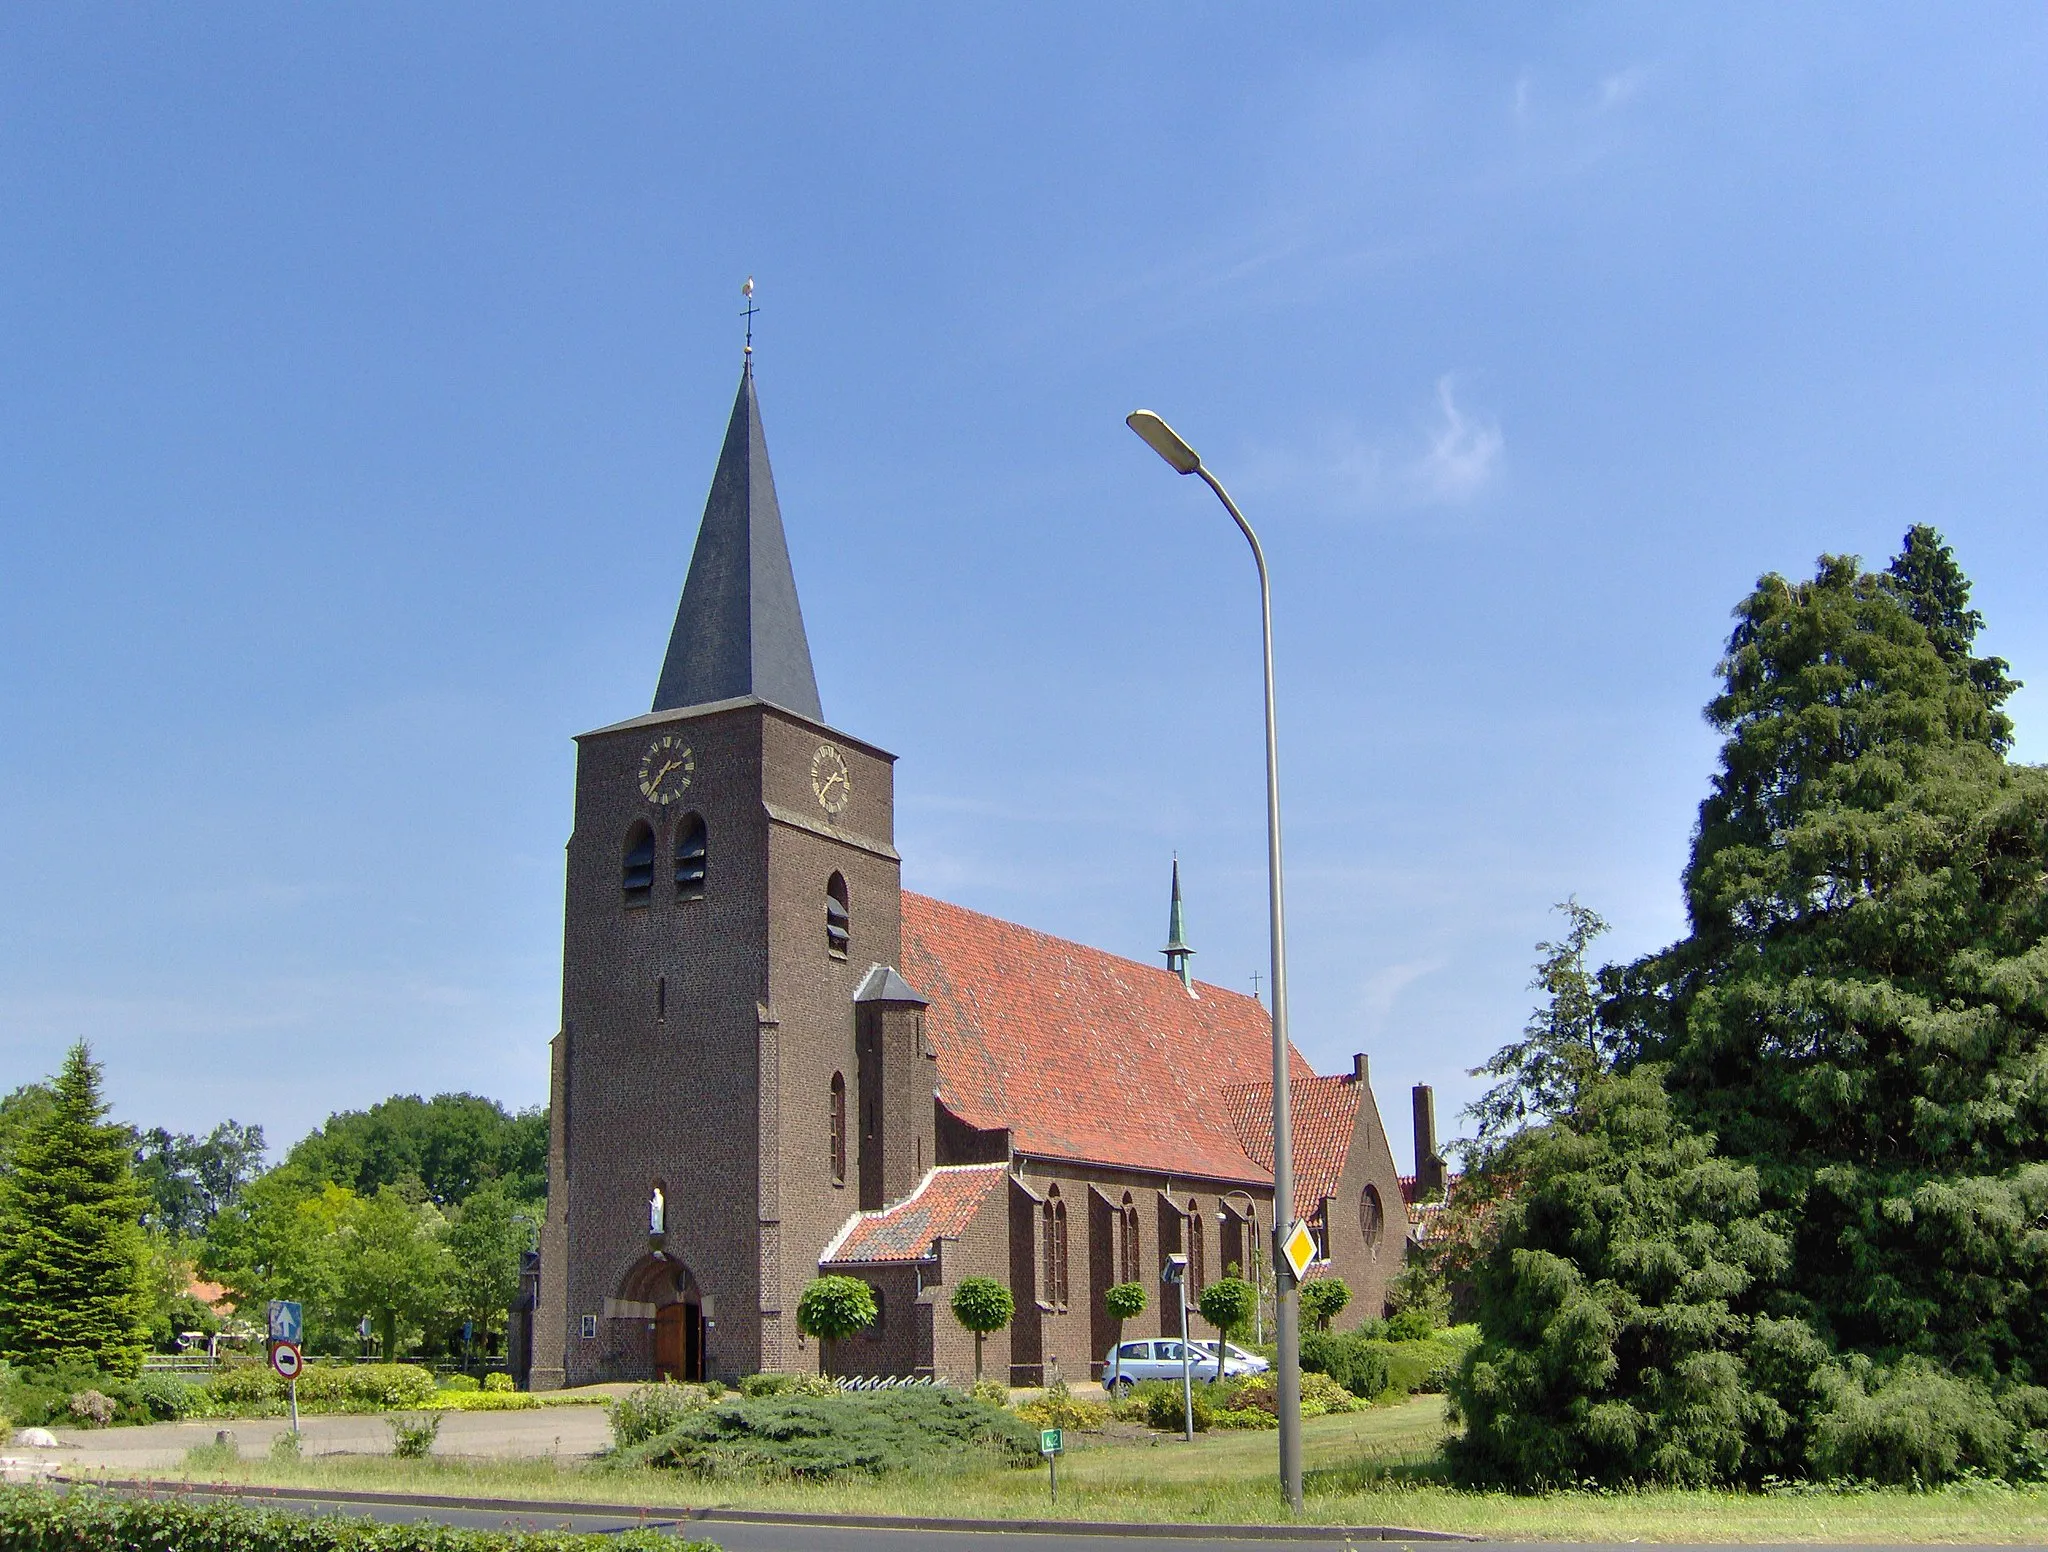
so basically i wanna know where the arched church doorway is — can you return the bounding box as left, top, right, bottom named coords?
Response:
left=619, top=1253, right=705, bottom=1383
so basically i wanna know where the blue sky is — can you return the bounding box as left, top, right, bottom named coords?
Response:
left=5, top=7, right=2048, bottom=1171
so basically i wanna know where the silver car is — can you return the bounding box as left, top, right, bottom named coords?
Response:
left=1101, top=1338, right=1258, bottom=1393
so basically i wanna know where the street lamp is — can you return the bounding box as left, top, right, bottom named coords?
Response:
left=1126, top=408, right=1303, bottom=1512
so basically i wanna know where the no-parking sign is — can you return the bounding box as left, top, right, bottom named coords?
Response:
left=270, top=1341, right=303, bottom=1381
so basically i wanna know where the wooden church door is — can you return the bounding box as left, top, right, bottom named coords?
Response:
left=654, top=1302, right=703, bottom=1381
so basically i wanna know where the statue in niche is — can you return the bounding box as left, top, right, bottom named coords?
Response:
left=648, top=1185, right=665, bottom=1237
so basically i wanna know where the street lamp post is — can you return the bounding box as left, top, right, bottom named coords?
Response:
left=1126, top=409, right=1303, bottom=1512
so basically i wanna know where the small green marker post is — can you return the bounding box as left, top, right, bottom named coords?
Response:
left=1040, top=1427, right=1063, bottom=1504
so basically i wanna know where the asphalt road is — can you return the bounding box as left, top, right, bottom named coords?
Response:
left=106, top=1487, right=2021, bottom=1552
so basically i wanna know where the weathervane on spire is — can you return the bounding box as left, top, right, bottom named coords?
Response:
left=741, top=276, right=758, bottom=361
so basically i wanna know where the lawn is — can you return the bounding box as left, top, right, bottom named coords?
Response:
left=117, top=1395, right=2048, bottom=1542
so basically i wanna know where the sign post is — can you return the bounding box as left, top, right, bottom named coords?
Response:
left=1039, top=1427, right=1063, bottom=1504
left=268, top=1300, right=304, bottom=1433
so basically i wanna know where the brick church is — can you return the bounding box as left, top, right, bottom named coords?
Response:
left=528, top=363, right=1410, bottom=1389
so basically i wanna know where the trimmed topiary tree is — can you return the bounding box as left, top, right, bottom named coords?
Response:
left=1198, top=1277, right=1257, bottom=1354
left=0, top=1043, right=149, bottom=1375
left=1105, top=1280, right=1147, bottom=1388
left=1299, top=1276, right=1351, bottom=1333
left=796, top=1274, right=876, bottom=1376
left=950, top=1276, right=1013, bottom=1381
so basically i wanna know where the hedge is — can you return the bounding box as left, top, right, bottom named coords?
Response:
left=0, top=1486, right=712, bottom=1551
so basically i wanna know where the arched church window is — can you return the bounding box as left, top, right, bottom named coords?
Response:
left=674, top=814, right=707, bottom=900
left=1361, top=1184, right=1385, bottom=1258
left=830, top=1073, right=847, bottom=1186
left=1042, top=1187, right=1069, bottom=1310
left=1188, top=1199, right=1205, bottom=1295
left=623, top=822, right=655, bottom=908
left=1120, top=1193, right=1140, bottom=1284
left=826, top=873, right=851, bottom=959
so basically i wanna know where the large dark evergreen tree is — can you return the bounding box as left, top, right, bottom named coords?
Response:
left=0, top=1043, right=150, bottom=1374
left=1452, top=531, right=2048, bottom=1486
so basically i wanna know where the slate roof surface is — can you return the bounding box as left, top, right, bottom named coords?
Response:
left=901, top=892, right=1310, bottom=1182
left=821, top=1164, right=1008, bottom=1265
left=1224, top=1074, right=1365, bottom=1209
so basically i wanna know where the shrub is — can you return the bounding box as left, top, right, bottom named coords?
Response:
left=1810, top=1359, right=2018, bottom=1485
left=202, top=1364, right=284, bottom=1413
left=482, top=1372, right=515, bottom=1393
left=1131, top=1378, right=1210, bottom=1432
left=1299, top=1277, right=1351, bottom=1332
left=1210, top=1402, right=1278, bottom=1429
left=968, top=1377, right=1009, bottom=1409
left=609, top=1382, right=710, bottom=1448
left=439, top=1372, right=481, bottom=1393
left=137, top=1371, right=197, bottom=1420
left=1, top=1361, right=145, bottom=1428
left=388, top=1412, right=441, bottom=1458
left=1015, top=1378, right=1104, bottom=1431
left=66, top=1389, right=115, bottom=1427
left=1299, top=1330, right=1390, bottom=1399
left=1228, top=1371, right=1362, bottom=1419
left=737, top=1372, right=833, bottom=1400
left=1385, top=1307, right=1436, bottom=1342
left=617, top=1387, right=1037, bottom=1479
left=0, top=1483, right=707, bottom=1550
left=739, top=1372, right=795, bottom=1398
left=424, top=1390, right=541, bottom=1412
left=295, top=1363, right=438, bottom=1412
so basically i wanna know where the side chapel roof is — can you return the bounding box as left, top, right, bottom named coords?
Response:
left=821, top=1164, right=1009, bottom=1265
left=901, top=892, right=1311, bottom=1183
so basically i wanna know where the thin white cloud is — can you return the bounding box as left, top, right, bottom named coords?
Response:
left=1409, top=377, right=1504, bottom=503
left=1597, top=65, right=1651, bottom=112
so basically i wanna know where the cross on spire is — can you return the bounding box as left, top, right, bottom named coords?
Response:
left=741, top=276, right=758, bottom=361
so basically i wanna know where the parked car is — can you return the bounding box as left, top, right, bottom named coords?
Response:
left=1100, top=1338, right=1261, bottom=1392
left=1195, top=1340, right=1270, bottom=1375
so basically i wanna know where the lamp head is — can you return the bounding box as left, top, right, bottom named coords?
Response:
left=1126, top=410, right=1201, bottom=475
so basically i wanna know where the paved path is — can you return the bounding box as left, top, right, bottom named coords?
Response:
left=15, top=1404, right=614, bottom=1472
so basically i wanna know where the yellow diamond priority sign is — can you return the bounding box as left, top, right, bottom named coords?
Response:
left=1282, top=1219, right=1317, bottom=1281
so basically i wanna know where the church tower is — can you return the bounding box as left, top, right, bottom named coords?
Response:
left=531, top=362, right=926, bottom=1388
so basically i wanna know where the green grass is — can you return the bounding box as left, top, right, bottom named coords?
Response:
left=98, top=1395, right=2048, bottom=1542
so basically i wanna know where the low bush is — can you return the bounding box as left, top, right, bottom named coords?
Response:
left=137, top=1371, right=199, bottom=1420
left=202, top=1364, right=285, bottom=1413
left=968, top=1378, right=1009, bottom=1409
left=423, top=1390, right=541, bottom=1412
left=609, top=1382, right=711, bottom=1448
left=1, top=1362, right=149, bottom=1429
left=296, top=1364, right=439, bottom=1412
left=0, top=1484, right=708, bottom=1550
left=1300, top=1331, right=1391, bottom=1399
left=737, top=1372, right=834, bottom=1400
left=1015, top=1379, right=1105, bottom=1432
left=1131, top=1378, right=1211, bottom=1432
left=438, top=1373, right=481, bottom=1393
left=616, top=1387, right=1037, bottom=1479
left=1226, top=1371, right=1362, bottom=1419
left=389, top=1412, right=442, bottom=1458
left=482, top=1372, right=516, bottom=1393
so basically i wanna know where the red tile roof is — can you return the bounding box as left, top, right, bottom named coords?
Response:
left=821, top=1164, right=1009, bottom=1265
left=1224, top=1074, right=1363, bottom=1208
left=902, top=893, right=1312, bottom=1182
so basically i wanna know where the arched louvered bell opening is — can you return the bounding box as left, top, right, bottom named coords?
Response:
left=674, top=814, right=707, bottom=900
left=623, top=822, right=655, bottom=908
left=826, top=873, right=851, bottom=959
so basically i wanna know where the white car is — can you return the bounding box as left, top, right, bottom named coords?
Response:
left=1196, top=1340, right=1271, bottom=1375
left=1101, top=1338, right=1261, bottom=1393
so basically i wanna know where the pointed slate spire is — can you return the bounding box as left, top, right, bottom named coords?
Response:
left=652, top=364, right=824, bottom=720
left=1162, top=856, right=1195, bottom=992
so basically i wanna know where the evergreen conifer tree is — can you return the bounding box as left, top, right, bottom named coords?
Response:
left=0, top=1043, right=149, bottom=1374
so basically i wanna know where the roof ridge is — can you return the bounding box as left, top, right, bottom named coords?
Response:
left=901, top=890, right=1271, bottom=1017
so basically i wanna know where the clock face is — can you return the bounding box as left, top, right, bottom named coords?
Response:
left=810, top=743, right=851, bottom=816
left=638, top=735, right=695, bottom=805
